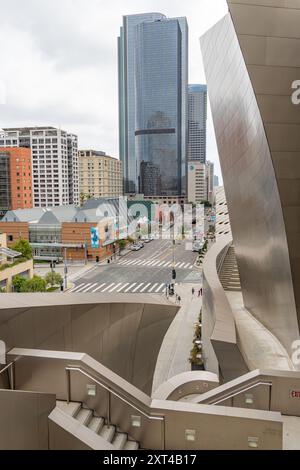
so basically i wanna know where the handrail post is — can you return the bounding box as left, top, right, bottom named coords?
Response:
left=10, top=362, right=15, bottom=391
left=107, top=389, right=111, bottom=427
left=162, top=417, right=165, bottom=450
left=66, top=368, right=71, bottom=404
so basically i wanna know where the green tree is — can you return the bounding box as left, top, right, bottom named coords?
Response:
left=118, top=239, right=127, bottom=252
left=21, top=276, right=47, bottom=293
left=12, top=239, right=32, bottom=260
left=45, top=271, right=63, bottom=287
left=12, top=275, right=27, bottom=293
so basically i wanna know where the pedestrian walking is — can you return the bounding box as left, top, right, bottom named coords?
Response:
left=198, top=289, right=201, bottom=297
left=192, top=287, right=195, bottom=296
left=200, top=287, right=203, bottom=296
left=178, top=295, right=181, bottom=305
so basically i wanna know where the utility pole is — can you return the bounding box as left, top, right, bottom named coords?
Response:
left=64, top=247, right=68, bottom=290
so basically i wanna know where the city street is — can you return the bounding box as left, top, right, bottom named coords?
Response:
left=69, top=239, right=202, bottom=294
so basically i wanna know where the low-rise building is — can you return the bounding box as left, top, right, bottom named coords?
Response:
left=0, top=199, right=132, bottom=262
left=0, top=233, right=33, bottom=292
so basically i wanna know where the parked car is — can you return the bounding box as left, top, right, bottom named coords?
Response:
left=130, top=244, right=142, bottom=251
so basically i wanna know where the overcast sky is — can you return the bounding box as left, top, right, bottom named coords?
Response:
left=0, top=0, right=228, bottom=179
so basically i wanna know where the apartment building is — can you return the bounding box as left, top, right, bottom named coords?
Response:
left=0, top=147, right=32, bottom=215
left=79, top=150, right=122, bottom=200
left=0, top=127, right=79, bottom=207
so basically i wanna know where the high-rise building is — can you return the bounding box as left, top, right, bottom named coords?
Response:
left=118, top=14, right=188, bottom=196
left=187, top=162, right=207, bottom=204
left=0, top=147, right=32, bottom=215
left=78, top=150, right=123, bottom=200
left=206, top=161, right=214, bottom=204
left=187, top=160, right=214, bottom=204
left=188, top=84, right=207, bottom=163
left=214, top=175, right=219, bottom=187
left=0, top=127, right=79, bottom=207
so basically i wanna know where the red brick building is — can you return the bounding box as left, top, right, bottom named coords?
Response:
left=0, top=147, right=32, bottom=212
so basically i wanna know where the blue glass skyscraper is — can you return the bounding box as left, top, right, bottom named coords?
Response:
left=118, top=14, right=188, bottom=196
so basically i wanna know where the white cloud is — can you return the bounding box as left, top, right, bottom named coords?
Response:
left=0, top=0, right=228, bottom=180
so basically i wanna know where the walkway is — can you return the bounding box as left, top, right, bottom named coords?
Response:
left=152, top=283, right=202, bottom=395
left=226, top=291, right=295, bottom=371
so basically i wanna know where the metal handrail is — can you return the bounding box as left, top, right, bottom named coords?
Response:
left=207, top=380, right=272, bottom=406
left=0, top=362, right=14, bottom=390
left=65, top=366, right=165, bottom=449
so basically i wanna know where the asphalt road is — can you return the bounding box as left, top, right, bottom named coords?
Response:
left=69, top=239, right=202, bottom=295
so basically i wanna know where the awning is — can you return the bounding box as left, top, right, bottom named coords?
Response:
left=0, top=247, right=21, bottom=258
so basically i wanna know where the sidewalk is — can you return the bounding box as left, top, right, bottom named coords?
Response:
left=152, top=282, right=203, bottom=395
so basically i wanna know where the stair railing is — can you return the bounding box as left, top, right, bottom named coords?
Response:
left=65, top=365, right=165, bottom=449
left=0, top=362, right=15, bottom=390
left=205, top=380, right=272, bottom=409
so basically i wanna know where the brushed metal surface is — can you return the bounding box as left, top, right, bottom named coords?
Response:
left=201, top=1, right=300, bottom=354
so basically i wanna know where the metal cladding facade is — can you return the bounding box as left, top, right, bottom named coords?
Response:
left=201, top=0, right=300, bottom=352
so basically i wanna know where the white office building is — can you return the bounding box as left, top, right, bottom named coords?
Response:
left=0, top=127, right=79, bottom=207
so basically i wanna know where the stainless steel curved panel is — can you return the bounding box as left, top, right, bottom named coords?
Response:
left=201, top=2, right=300, bottom=354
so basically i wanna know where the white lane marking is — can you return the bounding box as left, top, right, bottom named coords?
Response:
left=156, top=283, right=165, bottom=293
left=177, top=262, right=185, bottom=269
left=92, top=283, right=107, bottom=292
left=124, top=283, right=137, bottom=292
left=147, top=260, right=157, bottom=266
left=101, top=283, right=116, bottom=292
left=139, top=283, right=152, bottom=292
left=75, top=283, right=92, bottom=292
left=70, top=283, right=85, bottom=292
left=148, top=283, right=158, bottom=292
left=108, top=283, right=123, bottom=292
left=151, top=261, right=161, bottom=267
left=117, top=283, right=130, bottom=292
left=165, top=262, right=172, bottom=267
left=174, top=262, right=181, bottom=268
left=82, top=283, right=99, bottom=292
left=132, top=283, right=144, bottom=292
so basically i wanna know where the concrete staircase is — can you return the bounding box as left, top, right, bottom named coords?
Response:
left=219, top=245, right=241, bottom=291
left=56, top=401, right=139, bottom=450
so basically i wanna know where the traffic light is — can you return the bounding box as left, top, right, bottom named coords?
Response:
left=172, top=269, right=176, bottom=280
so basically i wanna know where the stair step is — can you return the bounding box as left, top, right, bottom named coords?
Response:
left=112, top=432, right=128, bottom=449
left=88, top=416, right=104, bottom=434
left=56, top=401, right=81, bottom=417
left=99, top=425, right=115, bottom=442
left=76, top=408, right=93, bottom=426
left=124, top=440, right=139, bottom=450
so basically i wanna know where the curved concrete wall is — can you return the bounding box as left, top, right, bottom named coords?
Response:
left=0, top=293, right=178, bottom=394
left=202, top=237, right=248, bottom=381
left=201, top=0, right=300, bottom=354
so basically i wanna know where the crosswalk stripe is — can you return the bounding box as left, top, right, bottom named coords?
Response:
left=139, top=283, right=152, bottom=292
left=108, top=283, right=122, bottom=292
left=177, top=262, right=185, bottom=269
left=92, top=283, right=106, bottom=292
left=148, top=283, right=158, bottom=292
left=124, top=283, right=136, bottom=292
left=132, top=283, right=144, bottom=292
left=82, top=283, right=98, bottom=292
left=75, top=283, right=92, bottom=292
left=151, top=261, right=161, bottom=267
left=70, top=283, right=85, bottom=292
left=117, top=283, right=129, bottom=292
left=101, top=283, right=116, bottom=292
left=184, top=263, right=192, bottom=269
left=147, top=260, right=157, bottom=266
left=156, top=283, right=165, bottom=293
